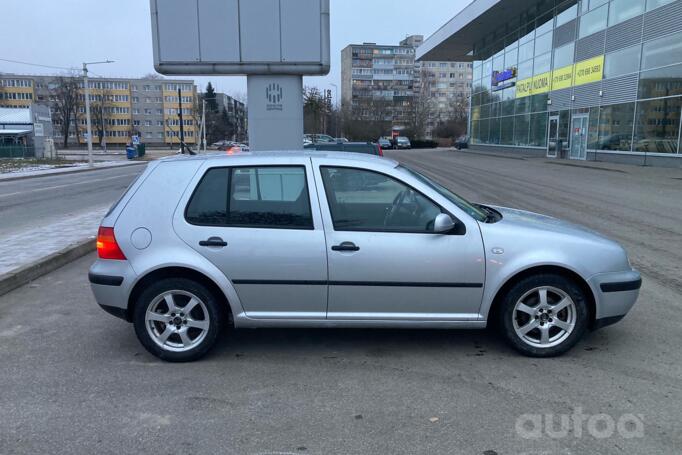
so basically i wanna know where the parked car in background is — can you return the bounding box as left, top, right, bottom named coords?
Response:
left=304, top=141, right=382, bottom=156
left=454, top=135, right=469, bottom=150
left=378, top=138, right=393, bottom=150
left=89, top=151, right=640, bottom=361
left=335, top=137, right=349, bottom=143
left=396, top=136, right=411, bottom=149
left=305, top=133, right=336, bottom=143
left=211, top=140, right=232, bottom=149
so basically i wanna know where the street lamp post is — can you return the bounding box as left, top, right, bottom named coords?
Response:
left=82, top=60, right=114, bottom=167
left=330, top=83, right=339, bottom=139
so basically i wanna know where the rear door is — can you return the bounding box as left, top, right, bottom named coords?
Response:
left=173, top=158, right=328, bottom=319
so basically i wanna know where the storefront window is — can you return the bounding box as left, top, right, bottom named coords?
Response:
left=501, top=99, right=515, bottom=116
left=553, top=43, right=575, bottom=70
left=493, top=53, right=505, bottom=73
left=609, top=0, right=645, bottom=26
left=556, top=3, right=578, bottom=27
left=516, top=96, right=530, bottom=115
left=505, top=47, right=518, bottom=68
left=639, top=63, right=682, bottom=99
left=479, top=118, right=490, bottom=143
left=535, top=12, right=554, bottom=36
left=534, top=52, right=552, bottom=75
left=489, top=117, right=501, bottom=144
left=482, top=59, right=493, bottom=77
left=642, top=31, right=682, bottom=71
left=597, top=103, right=635, bottom=151
left=514, top=114, right=530, bottom=145
left=588, top=106, right=600, bottom=149
left=500, top=117, right=515, bottom=144
left=646, top=0, right=675, bottom=11
left=534, top=32, right=553, bottom=56
left=473, top=64, right=482, bottom=81
left=531, top=93, right=549, bottom=113
left=529, top=112, right=548, bottom=146
left=579, top=5, right=607, bottom=38
left=604, top=45, right=641, bottom=78
left=633, top=97, right=681, bottom=153
left=517, top=59, right=533, bottom=79
left=519, top=41, right=534, bottom=62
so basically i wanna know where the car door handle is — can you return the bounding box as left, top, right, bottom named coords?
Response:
left=199, top=237, right=227, bottom=247
left=331, top=241, right=360, bottom=252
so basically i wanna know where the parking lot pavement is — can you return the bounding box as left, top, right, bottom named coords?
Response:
left=1, top=151, right=681, bottom=454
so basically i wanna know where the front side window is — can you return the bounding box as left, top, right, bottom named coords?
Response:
left=320, top=167, right=442, bottom=233
left=186, top=166, right=313, bottom=229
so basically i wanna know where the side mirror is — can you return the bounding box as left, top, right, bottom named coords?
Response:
left=434, top=213, right=456, bottom=233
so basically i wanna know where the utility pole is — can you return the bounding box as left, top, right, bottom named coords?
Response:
left=330, top=83, right=339, bottom=139
left=202, top=99, right=207, bottom=153
left=177, top=87, right=185, bottom=153
left=82, top=60, right=114, bottom=167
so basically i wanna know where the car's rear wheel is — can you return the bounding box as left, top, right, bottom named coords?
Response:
left=133, top=278, right=224, bottom=362
left=499, top=274, right=588, bottom=357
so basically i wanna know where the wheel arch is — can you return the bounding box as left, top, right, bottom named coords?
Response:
left=127, top=266, right=234, bottom=325
left=487, top=265, right=596, bottom=328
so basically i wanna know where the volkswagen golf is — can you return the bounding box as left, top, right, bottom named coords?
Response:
left=89, top=151, right=641, bottom=362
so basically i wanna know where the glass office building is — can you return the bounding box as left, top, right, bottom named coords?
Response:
left=418, top=0, right=682, bottom=167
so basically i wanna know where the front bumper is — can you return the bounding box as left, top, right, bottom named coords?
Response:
left=589, top=269, right=641, bottom=328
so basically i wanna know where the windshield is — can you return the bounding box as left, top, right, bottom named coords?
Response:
left=398, top=164, right=488, bottom=222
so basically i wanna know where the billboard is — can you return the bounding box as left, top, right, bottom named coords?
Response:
left=150, top=0, right=330, bottom=75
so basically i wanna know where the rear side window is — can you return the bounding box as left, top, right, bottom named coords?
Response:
left=185, top=166, right=313, bottom=229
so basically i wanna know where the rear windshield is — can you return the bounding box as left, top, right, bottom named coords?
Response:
left=105, top=171, right=144, bottom=217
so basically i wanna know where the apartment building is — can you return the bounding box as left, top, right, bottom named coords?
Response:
left=341, top=35, right=472, bottom=137
left=0, top=74, right=198, bottom=147
left=215, top=92, right=247, bottom=142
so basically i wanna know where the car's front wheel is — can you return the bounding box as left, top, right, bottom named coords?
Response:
left=133, top=277, right=225, bottom=362
left=499, top=274, right=588, bottom=357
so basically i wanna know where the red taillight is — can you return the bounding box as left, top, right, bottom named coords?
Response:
left=378, top=145, right=383, bottom=156
left=96, top=226, right=127, bottom=260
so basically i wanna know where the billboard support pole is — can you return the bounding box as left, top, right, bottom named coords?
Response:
left=247, top=75, right=303, bottom=152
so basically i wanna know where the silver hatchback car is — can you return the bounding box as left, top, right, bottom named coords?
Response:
left=89, top=151, right=640, bottom=361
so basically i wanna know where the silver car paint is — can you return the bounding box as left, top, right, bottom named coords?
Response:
left=89, top=151, right=640, bottom=329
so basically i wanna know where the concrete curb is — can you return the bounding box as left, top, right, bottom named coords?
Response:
left=0, top=161, right=147, bottom=183
left=0, top=238, right=96, bottom=297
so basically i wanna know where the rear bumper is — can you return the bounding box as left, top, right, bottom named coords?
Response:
left=88, top=259, right=137, bottom=322
left=589, top=270, right=641, bottom=326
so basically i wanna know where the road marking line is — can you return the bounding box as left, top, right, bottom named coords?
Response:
left=0, top=173, right=140, bottom=199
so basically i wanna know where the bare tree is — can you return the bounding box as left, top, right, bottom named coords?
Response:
left=49, top=73, right=82, bottom=149
left=89, top=89, right=113, bottom=147
left=341, top=99, right=392, bottom=141
left=406, top=67, right=436, bottom=140
left=304, top=86, right=328, bottom=134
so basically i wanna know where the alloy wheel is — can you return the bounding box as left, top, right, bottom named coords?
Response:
left=145, top=290, right=210, bottom=352
left=512, top=286, right=577, bottom=348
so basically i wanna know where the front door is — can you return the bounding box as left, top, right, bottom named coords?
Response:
left=313, top=163, right=485, bottom=321
left=174, top=162, right=328, bottom=319
left=570, top=115, right=588, bottom=160
left=547, top=115, right=559, bottom=158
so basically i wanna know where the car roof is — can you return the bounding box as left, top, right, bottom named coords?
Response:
left=159, top=150, right=398, bottom=167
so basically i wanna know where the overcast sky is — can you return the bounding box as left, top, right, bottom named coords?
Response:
left=1, top=0, right=468, bottom=100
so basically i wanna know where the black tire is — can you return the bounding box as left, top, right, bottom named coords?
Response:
left=498, top=274, right=588, bottom=357
left=133, top=277, right=225, bottom=362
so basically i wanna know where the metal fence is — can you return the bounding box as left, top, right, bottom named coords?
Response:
left=0, top=145, right=35, bottom=159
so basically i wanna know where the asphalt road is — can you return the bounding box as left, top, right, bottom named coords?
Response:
left=0, top=165, right=145, bottom=234
left=1, top=150, right=681, bottom=454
